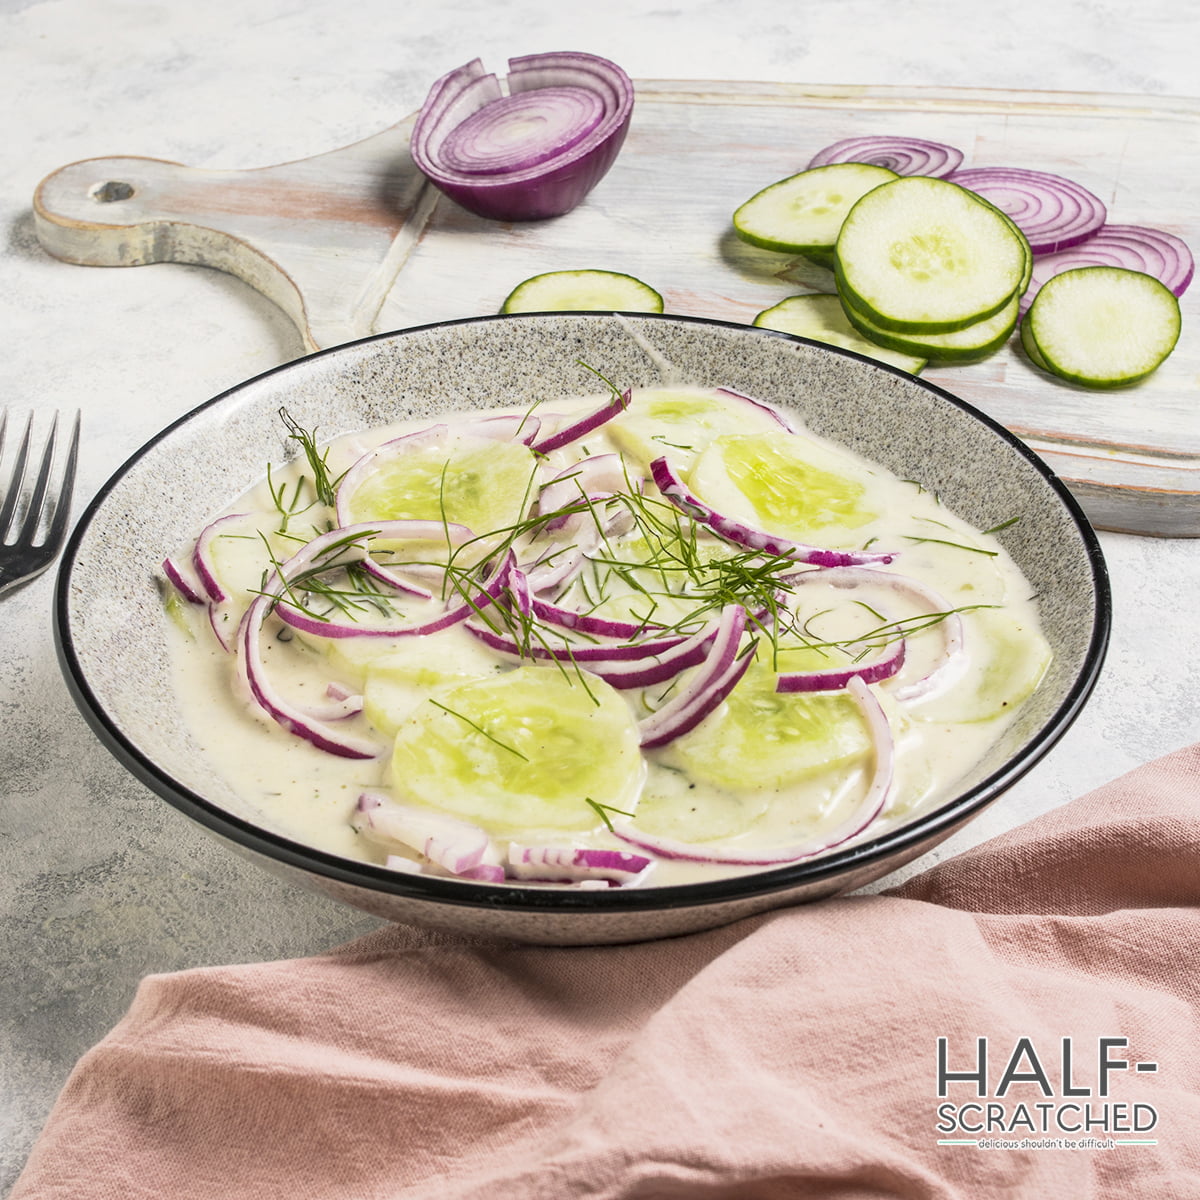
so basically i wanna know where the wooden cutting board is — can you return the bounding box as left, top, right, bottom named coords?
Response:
left=33, top=79, right=1200, bottom=536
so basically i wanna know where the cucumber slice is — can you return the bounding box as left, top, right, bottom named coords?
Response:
left=754, top=294, right=927, bottom=373
left=909, top=608, right=1052, bottom=724
left=633, top=764, right=771, bottom=842
left=664, top=657, right=871, bottom=791
left=1024, top=266, right=1181, bottom=389
left=341, top=433, right=536, bottom=533
left=841, top=291, right=1020, bottom=364
left=363, top=634, right=505, bottom=735
left=733, top=163, right=898, bottom=256
left=500, top=269, right=664, bottom=314
left=835, top=176, right=1028, bottom=333
left=390, top=666, right=644, bottom=835
left=604, top=385, right=788, bottom=474
left=687, top=431, right=882, bottom=548
left=1019, top=314, right=1049, bottom=370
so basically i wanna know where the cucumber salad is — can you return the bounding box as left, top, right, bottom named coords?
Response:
left=161, top=382, right=1051, bottom=889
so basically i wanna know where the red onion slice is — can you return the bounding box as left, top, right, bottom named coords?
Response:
left=776, top=638, right=905, bottom=693
left=650, top=457, right=896, bottom=568
left=410, top=52, right=634, bottom=221
left=638, top=605, right=750, bottom=749
left=947, top=166, right=1107, bottom=254
left=353, top=792, right=502, bottom=878
left=507, top=844, right=652, bottom=885
left=616, top=675, right=895, bottom=865
left=530, top=389, right=631, bottom=455
left=807, top=135, right=964, bottom=178
left=161, top=555, right=204, bottom=605
left=783, top=565, right=965, bottom=701
left=1019, top=223, right=1194, bottom=312
left=192, top=511, right=251, bottom=604
left=275, top=545, right=514, bottom=641
left=714, top=387, right=797, bottom=432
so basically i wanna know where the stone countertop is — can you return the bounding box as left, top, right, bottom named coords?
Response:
left=2, top=0, right=1198, bottom=1189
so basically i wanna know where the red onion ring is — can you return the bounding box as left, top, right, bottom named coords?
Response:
left=353, top=792, right=502, bottom=878
left=650, top=456, right=896, bottom=568
left=1019, top=223, right=1194, bottom=313
left=807, top=135, right=964, bottom=178
left=410, top=51, right=634, bottom=221
left=775, top=638, right=905, bottom=693
left=161, top=555, right=204, bottom=605
left=638, top=605, right=749, bottom=749
left=507, top=844, right=652, bottom=885
left=948, top=166, right=1107, bottom=254
left=616, top=675, right=895, bottom=864
left=530, top=388, right=631, bottom=454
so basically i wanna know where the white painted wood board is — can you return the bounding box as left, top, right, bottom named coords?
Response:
left=33, top=80, right=1200, bottom=535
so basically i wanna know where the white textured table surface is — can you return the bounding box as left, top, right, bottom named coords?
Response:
left=2, top=0, right=1198, bottom=1189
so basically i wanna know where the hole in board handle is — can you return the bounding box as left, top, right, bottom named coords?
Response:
left=89, top=180, right=135, bottom=203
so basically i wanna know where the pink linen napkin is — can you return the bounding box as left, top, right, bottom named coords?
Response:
left=13, top=743, right=1200, bottom=1199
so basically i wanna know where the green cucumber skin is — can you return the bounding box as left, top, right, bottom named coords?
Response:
left=1025, top=266, right=1181, bottom=390
left=500, top=270, right=664, bottom=315
left=834, top=177, right=1027, bottom=335
left=841, top=291, right=1019, bottom=364
left=732, top=163, right=897, bottom=257
left=754, top=294, right=927, bottom=374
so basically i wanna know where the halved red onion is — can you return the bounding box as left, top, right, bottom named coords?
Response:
left=1019, top=223, right=1194, bottom=312
left=715, top=387, right=797, bottom=432
left=410, top=52, right=634, bottom=221
left=948, top=166, right=1107, bottom=254
left=650, top=457, right=895, bottom=568
left=638, top=604, right=750, bottom=748
left=776, top=638, right=905, bottom=693
left=783, top=565, right=964, bottom=701
left=617, top=675, right=894, bottom=864
left=507, top=844, right=652, bottom=885
left=807, top=135, right=964, bottom=178
left=530, top=388, right=631, bottom=454
left=353, top=792, right=502, bottom=878
left=161, top=554, right=204, bottom=605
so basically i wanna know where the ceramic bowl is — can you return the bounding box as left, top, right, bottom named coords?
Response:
left=55, top=313, right=1110, bottom=944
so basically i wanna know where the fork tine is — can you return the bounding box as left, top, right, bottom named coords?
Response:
left=43, top=411, right=81, bottom=549
left=0, top=410, right=34, bottom=540
left=19, top=411, right=61, bottom=547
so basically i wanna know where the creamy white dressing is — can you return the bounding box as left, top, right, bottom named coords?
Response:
left=163, top=386, right=1051, bottom=888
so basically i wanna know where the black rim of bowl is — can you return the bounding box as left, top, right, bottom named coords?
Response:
left=54, top=312, right=1112, bottom=916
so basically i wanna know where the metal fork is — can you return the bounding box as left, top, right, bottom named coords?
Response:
left=0, top=409, right=81, bottom=598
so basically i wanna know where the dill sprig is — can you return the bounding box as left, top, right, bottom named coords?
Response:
left=428, top=699, right=528, bottom=760
left=584, top=797, right=636, bottom=832
left=279, top=407, right=342, bottom=507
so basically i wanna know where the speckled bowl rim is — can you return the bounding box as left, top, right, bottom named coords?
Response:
left=55, top=312, right=1111, bottom=917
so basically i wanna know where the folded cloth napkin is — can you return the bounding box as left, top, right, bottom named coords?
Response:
left=14, top=744, right=1200, bottom=1200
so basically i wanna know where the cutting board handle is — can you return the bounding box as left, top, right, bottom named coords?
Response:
left=33, top=119, right=433, bottom=352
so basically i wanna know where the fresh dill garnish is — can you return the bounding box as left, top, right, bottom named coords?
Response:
left=584, top=797, right=636, bottom=832
left=983, top=515, right=1021, bottom=535
left=576, top=360, right=629, bottom=405
left=427, top=699, right=528, bottom=760
left=904, top=535, right=998, bottom=557
left=279, top=407, right=341, bottom=507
